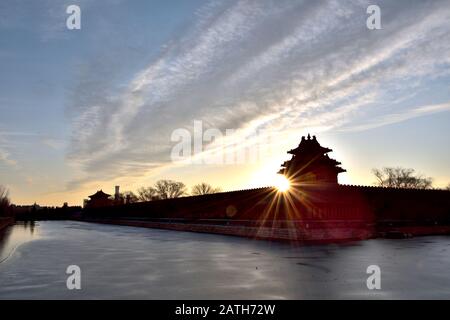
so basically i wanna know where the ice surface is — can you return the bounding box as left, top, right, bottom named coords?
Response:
left=1, top=221, right=450, bottom=299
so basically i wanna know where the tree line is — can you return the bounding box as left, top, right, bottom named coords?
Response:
left=117, top=181, right=222, bottom=204
left=372, top=167, right=438, bottom=189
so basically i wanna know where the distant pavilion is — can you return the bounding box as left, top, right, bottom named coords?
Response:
left=86, top=190, right=113, bottom=208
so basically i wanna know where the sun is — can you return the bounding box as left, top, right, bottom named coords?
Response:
left=273, top=175, right=290, bottom=192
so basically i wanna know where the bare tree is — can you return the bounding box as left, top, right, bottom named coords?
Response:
left=154, top=180, right=186, bottom=199
left=0, top=185, right=11, bottom=217
left=372, top=167, right=433, bottom=189
left=137, top=187, right=159, bottom=201
left=191, top=182, right=222, bottom=195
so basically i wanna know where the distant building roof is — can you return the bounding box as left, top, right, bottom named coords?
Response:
left=88, top=190, right=111, bottom=199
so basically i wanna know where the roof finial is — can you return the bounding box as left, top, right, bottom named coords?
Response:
left=307, top=133, right=311, bottom=140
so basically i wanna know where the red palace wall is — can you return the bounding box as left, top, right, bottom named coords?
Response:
left=80, top=185, right=450, bottom=241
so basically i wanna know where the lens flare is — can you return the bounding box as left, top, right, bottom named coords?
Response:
left=273, top=175, right=290, bottom=192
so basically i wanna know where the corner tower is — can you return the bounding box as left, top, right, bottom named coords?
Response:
left=278, top=134, right=345, bottom=184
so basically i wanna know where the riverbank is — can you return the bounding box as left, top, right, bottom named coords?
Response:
left=377, top=225, right=450, bottom=238
left=0, top=217, right=14, bottom=232
left=77, top=218, right=374, bottom=243
left=75, top=217, right=450, bottom=242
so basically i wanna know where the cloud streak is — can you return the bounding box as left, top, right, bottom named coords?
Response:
left=341, top=102, right=450, bottom=132
left=0, top=137, right=17, bottom=167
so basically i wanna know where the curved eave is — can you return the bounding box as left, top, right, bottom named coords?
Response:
left=287, top=146, right=332, bottom=155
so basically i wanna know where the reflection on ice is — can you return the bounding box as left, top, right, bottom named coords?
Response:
left=0, top=221, right=39, bottom=264
left=0, top=221, right=450, bottom=299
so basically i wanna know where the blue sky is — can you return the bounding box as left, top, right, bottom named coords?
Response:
left=0, top=0, right=449, bottom=205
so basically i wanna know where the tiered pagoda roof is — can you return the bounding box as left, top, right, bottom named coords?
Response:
left=88, top=190, right=111, bottom=199
left=278, top=134, right=345, bottom=184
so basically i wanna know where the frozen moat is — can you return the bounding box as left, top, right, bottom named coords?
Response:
left=1, top=221, right=450, bottom=299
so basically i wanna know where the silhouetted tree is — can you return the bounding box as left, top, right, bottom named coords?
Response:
left=372, top=167, right=433, bottom=189
left=191, top=182, right=222, bottom=195
left=154, top=180, right=186, bottom=199
left=446, top=183, right=450, bottom=191
left=137, top=187, right=159, bottom=201
left=0, top=185, right=11, bottom=217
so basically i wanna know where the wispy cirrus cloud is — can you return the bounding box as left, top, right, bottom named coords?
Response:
left=341, top=102, right=450, bottom=132
left=0, top=138, right=17, bottom=167
left=66, top=0, right=450, bottom=190
left=0, top=150, right=16, bottom=167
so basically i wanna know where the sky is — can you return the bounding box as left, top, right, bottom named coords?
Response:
left=0, top=0, right=449, bottom=206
